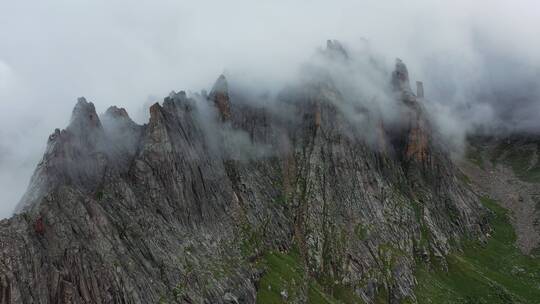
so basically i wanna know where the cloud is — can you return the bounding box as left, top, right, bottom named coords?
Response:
left=0, top=0, right=539, bottom=218
left=0, top=61, right=14, bottom=93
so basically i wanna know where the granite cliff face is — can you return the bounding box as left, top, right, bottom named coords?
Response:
left=0, top=44, right=489, bottom=303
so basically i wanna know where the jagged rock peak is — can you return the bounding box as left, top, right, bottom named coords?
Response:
left=392, top=58, right=413, bottom=93
left=325, top=39, right=349, bottom=59
left=416, top=81, right=425, bottom=99
left=104, top=106, right=130, bottom=120
left=68, top=97, right=102, bottom=132
left=2, top=56, right=491, bottom=302
left=102, top=106, right=139, bottom=130
left=168, top=90, right=187, bottom=100
left=209, top=74, right=231, bottom=121
left=164, top=90, right=193, bottom=111
left=211, top=74, right=228, bottom=94
left=149, top=102, right=163, bottom=121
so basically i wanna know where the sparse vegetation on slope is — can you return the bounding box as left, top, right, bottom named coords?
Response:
left=256, top=249, right=366, bottom=304
left=414, top=197, right=540, bottom=304
left=490, top=139, right=540, bottom=184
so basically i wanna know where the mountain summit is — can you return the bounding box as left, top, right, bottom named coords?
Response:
left=0, top=43, right=491, bottom=303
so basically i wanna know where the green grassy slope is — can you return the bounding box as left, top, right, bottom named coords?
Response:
left=414, top=197, right=540, bottom=304
left=256, top=249, right=366, bottom=304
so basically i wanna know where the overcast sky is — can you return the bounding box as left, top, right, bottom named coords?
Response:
left=0, top=0, right=539, bottom=218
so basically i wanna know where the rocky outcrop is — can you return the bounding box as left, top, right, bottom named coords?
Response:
left=15, top=97, right=109, bottom=214
left=0, top=44, right=488, bottom=303
left=325, top=39, right=349, bottom=59
left=392, top=59, right=413, bottom=97
left=209, top=75, right=232, bottom=121
left=416, top=81, right=424, bottom=99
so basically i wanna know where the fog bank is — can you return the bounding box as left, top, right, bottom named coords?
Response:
left=1, top=0, right=539, bottom=218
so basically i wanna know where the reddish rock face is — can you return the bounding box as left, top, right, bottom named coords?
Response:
left=34, top=217, right=44, bottom=235
left=390, top=59, right=431, bottom=164
left=314, top=102, right=321, bottom=128
left=210, top=75, right=232, bottom=121
left=149, top=102, right=162, bottom=122
left=406, top=117, right=429, bottom=162
left=213, top=91, right=231, bottom=121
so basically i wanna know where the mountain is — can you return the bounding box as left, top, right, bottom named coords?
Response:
left=1, top=42, right=536, bottom=304
left=462, top=134, right=540, bottom=254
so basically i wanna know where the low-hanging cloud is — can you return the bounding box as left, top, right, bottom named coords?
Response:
left=0, top=0, right=539, bottom=218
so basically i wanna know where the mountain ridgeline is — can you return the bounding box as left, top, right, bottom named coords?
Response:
left=0, top=42, right=491, bottom=303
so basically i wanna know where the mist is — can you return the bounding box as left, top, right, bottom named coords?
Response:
left=1, top=0, right=539, bottom=218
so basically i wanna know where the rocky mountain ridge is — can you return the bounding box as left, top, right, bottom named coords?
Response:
left=0, top=43, right=489, bottom=303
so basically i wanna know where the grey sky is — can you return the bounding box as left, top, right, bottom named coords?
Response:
left=0, top=0, right=539, bottom=218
